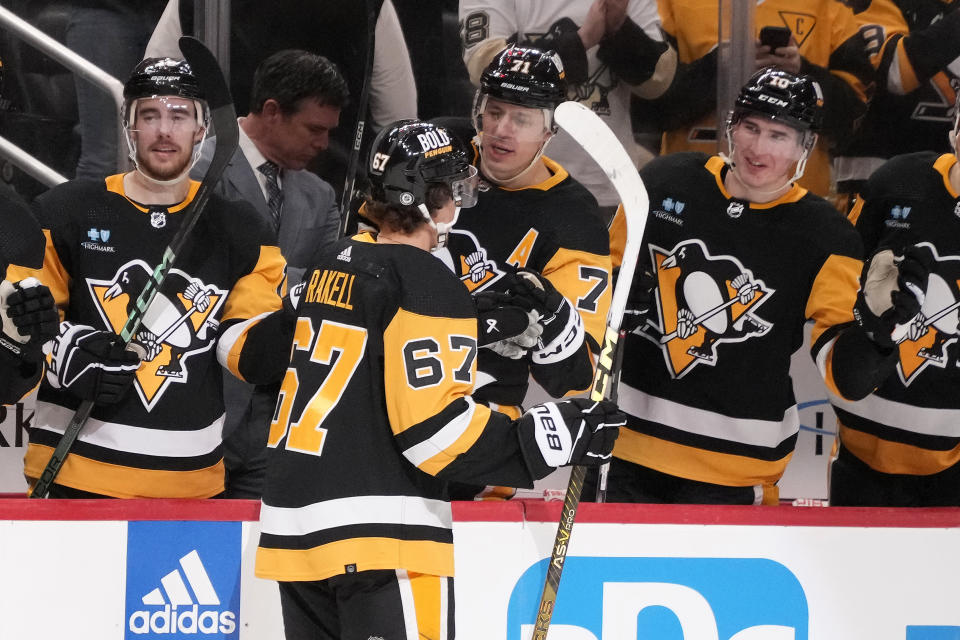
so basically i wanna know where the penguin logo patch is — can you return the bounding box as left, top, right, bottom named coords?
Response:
left=726, top=202, right=745, bottom=219
left=639, top=239, right=774, bottom=378
left=890, top=243, right=960, bottom=386
left=445, top=228, right=508, bottom=293
left=87, top=259, right=227, bottom=410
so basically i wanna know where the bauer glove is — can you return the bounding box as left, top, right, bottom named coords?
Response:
left=512, top=269, right=586, bottom=364
left=47, top=323, right=141, bottom=404
left=854, top=246, right=930, bottom=349
left=0, top=278, right=58, bottom=363
left=517, top=398, right=625, bottom=479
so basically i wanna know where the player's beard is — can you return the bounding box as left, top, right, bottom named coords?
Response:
left=135, top=142, right=193, bottom=182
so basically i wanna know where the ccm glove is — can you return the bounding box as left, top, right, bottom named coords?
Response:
left=517, top=398, right=625, bottom=479
left=854, top=246, right=931, bottom=348
left=48, top=323, right=140, bottom=404
left=0, top=277, right=58, bottom=363
left=512, top=269, right=586, bottom=364
left=619, top=267, right=657, bottom=334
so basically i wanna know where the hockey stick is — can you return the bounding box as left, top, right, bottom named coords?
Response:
left=30, top=36, right=238, bottom=498
left=338, top=1, right=379, bottom=238
left=659, top=283, right=763, bottom=343
left=530, top=101, right=648, bottom=639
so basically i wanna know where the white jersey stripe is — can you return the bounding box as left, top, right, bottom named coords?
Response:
left=34, top=402, right=223, bottom=458
left=259, top=494, right=453, bottom=537
left=396, top=569, right=420, bottom=640
left=402, top=397, right=478, bottom=467
left=619, top=383, right=799, bottom=449
left=830, top=391, right=960, bottom=438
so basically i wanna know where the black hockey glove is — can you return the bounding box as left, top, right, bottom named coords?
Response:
left=854, top=246, right=931, bottom=349
left=619, top=267, right=657, bottom=334
left=511, top=269, right=586, bottom=364
left=517, top=398, right=625, bottom=480
left=48, top=323, right=141, bottom=405
left=0, top=277, right=59, bottom=363
left=474, top=289, right=539, bottom=347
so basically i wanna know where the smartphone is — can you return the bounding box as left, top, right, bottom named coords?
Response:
left=759, top=25, right=792, bottom=51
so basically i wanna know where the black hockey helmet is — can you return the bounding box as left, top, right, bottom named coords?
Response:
left=368, top=119, right=478, bottom=209
left=479, top=46, right=567, bottom=110
left=733, top=68, right=823, bottom=132
left=123, top=57, right=204, bottom=103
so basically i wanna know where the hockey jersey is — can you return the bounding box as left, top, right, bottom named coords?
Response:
left=6, top=175, right=286, bottom=498
left=835, top=151, right=960, bottom=475
left=656, top=0, right=873, bottom=197
left=834, top=0, right=960, bottom=189
left=437, top=155, right=612, bottom=408
left=459, top=0, right=669, bottom=207
left=255, top=236, right=543, bottom=582
left=612, top=153, right=863, bottom=495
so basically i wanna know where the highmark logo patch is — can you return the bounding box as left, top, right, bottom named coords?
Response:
left=507, top=556, right=808, bottom=639
left=125, top=521, right=241, bottom=638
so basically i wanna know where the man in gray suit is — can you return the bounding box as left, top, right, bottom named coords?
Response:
left=193, top=49, right=349, bottom=497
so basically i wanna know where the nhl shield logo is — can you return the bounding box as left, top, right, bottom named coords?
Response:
left=954, top=201, right=960, bottom=219
left=726, top=202, right=745, bottom=219
left=150, top=210, right=167, bottom=229
left=674, top=201, right=685, bottom=214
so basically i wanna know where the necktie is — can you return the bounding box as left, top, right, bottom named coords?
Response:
left=258, top=161, right=283, bottom=229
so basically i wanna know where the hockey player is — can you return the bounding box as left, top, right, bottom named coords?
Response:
left=5, top=58, right=293, bottom=498
left=0, top=192, right=58, bottom=404
left=599, top=69, right=926, bottom=505
left=833, top=0, right=960, bottom=209
left=634, top=0, right=874, bottom=198
left=828, top=90, right=960, bottom=507
left=440, top=46, right=612, bottom=413
left=459, top=0, right=676, bottom=215
left=255, top=119, right=624, bottom=640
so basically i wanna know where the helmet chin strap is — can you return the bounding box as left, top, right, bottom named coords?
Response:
left=721, top=125, right=813, bottom=199
left=418, top=203, right=461, bottom=252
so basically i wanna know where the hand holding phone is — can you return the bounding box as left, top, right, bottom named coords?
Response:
left=759, top=26, right=792, bottom=52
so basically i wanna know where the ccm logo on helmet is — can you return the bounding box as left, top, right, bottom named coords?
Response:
left=758, top=94, right=789, bottom=107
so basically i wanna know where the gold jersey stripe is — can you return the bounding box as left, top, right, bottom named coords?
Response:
left=221, top=245, right=285, bottom=323
left=406, top=571, right=448, bottom=640
left=24, top=443, right=224, bottom=498
left=839, top=423, right=960, bottom=476
left=806, top=253, right=861, bottom=349
left=417, top=401, right=492, bottom=476
left=255, top=538, right=454, bottom=582
left=613, top=428, right=793, bottom=487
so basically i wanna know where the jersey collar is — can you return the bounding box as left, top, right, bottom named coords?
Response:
left=705, top=156, right=807, bottom=209
left=934, top=153, right=960, bottom=199
left=105, top=173, right=201, bottom=213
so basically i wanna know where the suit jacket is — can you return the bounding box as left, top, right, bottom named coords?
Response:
left=192, top=139, right=341, bottom=496
left=192, top=139, right=341, bottom=285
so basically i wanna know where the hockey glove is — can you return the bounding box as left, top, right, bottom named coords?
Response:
left=512, top=269, right=586, bottom=364
left=474, top=289, right=539, bottom=347
left=0, top=278, right=58, bottom=363
left=48, top=323, right=141, bottom=405
left=517, top=398, right=625, bottom=479
left=854, top=246, right=931, bottom=349
left=619, top=267, right=657, bottom=334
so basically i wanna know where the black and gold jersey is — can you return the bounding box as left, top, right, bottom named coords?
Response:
left=439, top=156, right=612, bottom=407
left=255, top=236, right=539, bottom=582
left=837, top=152, right=960, bottom=475
left=611, top=153, right=863, bottom=489
left=836, top=0, right=960, bottom=187
left=6, top=175, right=286, bottom=498
left=657, top=0, right=873, bottom=197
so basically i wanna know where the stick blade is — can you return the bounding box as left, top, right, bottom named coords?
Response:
left=178, top=36, right=238, bottom=153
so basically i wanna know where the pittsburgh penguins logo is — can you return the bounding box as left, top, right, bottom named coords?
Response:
left=87, top=259, right=226, bottom=410
left=444, top=228, right=511, bottom=293
left=892, top=243, right=960, bottom=386
left=640, top=239, right=774, bottom=378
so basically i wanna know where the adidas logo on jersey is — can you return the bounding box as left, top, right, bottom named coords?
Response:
left=127, top=549, right=237, bottom=635
left=337, top=246, right=353, bottom=262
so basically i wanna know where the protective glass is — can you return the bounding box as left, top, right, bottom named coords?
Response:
left=127, top=96, right=207, bottom=134
left=472, top=94, right=551, bottom=142
left=449, top=164, right=479, bottom=208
